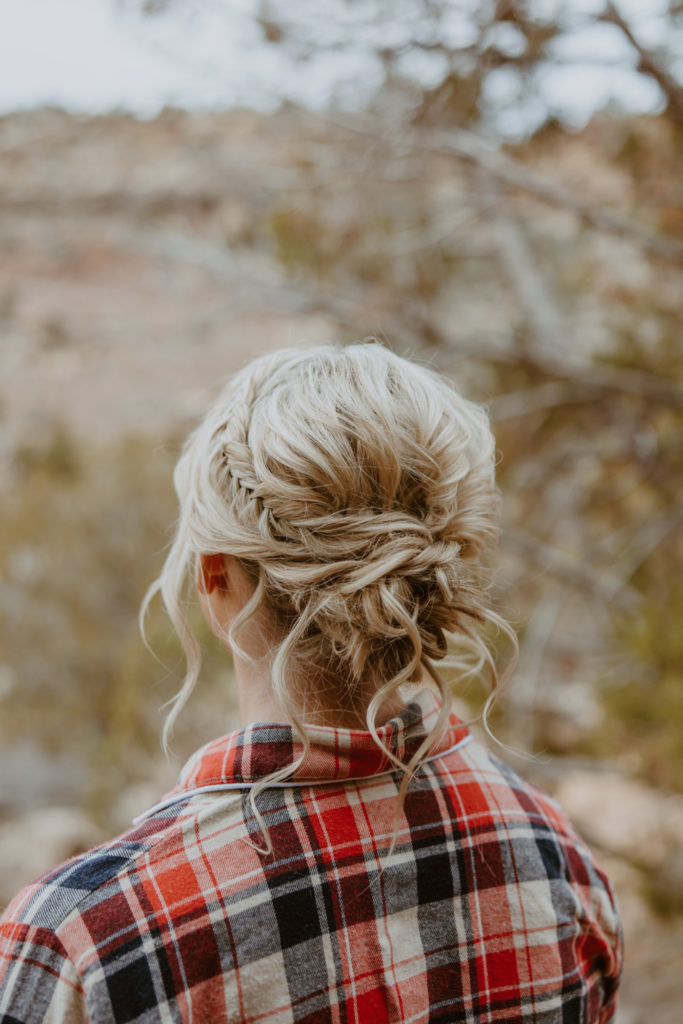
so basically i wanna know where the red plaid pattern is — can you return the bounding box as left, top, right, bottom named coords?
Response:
left=0, top=698, right=622, bottom=1022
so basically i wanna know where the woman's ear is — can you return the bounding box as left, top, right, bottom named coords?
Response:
left=197, top=553, right=228, bottom=595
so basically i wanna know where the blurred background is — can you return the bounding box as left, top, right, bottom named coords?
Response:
left=1, top=2, right=682, bottom=1019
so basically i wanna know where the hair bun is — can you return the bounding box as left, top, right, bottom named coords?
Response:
left=153, top=342, right=514, bottom=754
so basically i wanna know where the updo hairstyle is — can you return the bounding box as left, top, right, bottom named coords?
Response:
left=144, top=343, right=515, bottom=839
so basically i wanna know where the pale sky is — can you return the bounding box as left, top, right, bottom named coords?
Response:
left=0, top=0, right=672, bottom=133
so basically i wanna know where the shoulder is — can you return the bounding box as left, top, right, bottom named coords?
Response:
left=1, top=824, right=155, bottom=934
left=446, top=737, right=603, bottom=845
left=437, top=741, right=623, bottom=1004
left=0, top=806, right=187, bottom=1020
left=0, top=841, right=136, bottom=1022
left=438, top=739, right=623, bottom=923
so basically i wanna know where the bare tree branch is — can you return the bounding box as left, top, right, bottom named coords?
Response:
left=417, top=322, right=683, bottom=411
left=390, top=201, right=500, bottom=254
left=601, top=2, right=683, bottom=125
left=420, top=125, right=683, bottom=263
left=487, top=381, right=603, bottom=420
left=479, top=169, right=565, bottom=354
left=601, top=496, right=683, bottom=600
left=506, top=590, right=565, bottom=750
left=503, top=528, right=639, bottom=611
left=303, top=108, right=683, bottom=263
left=0, top=190, right=230, bottom=217
left=99, top=215, right=683, bottom=412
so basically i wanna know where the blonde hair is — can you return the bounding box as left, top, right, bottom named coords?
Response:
left=142, top=342, right=516, bottom=851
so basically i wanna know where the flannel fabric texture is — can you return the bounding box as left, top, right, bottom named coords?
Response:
left=0, top=698, right=622, bottom=1023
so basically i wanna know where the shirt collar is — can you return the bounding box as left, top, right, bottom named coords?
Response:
left=135, top=693, right=469, bottom=824
left=176, top=691, right=468, bottom=789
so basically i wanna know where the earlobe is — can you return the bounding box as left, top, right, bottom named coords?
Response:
left=198, top=553, right=227, bottom=595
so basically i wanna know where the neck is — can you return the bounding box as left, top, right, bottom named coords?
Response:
left=233, top=653, right=407, bottom=731
left=199, top=564, right=406, bottom=730
left=234, top=651, right=289, bottom=727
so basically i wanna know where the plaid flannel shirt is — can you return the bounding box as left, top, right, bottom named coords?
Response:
left=0, top=698, right=622, bottom=1023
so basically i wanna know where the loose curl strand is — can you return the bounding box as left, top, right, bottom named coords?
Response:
left=141, top=341, right=518, bottom=855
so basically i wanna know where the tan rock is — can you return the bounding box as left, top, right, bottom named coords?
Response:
left=0, top=807, right=103, bottom=908
left=554, top=771, right=683, bottom=867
